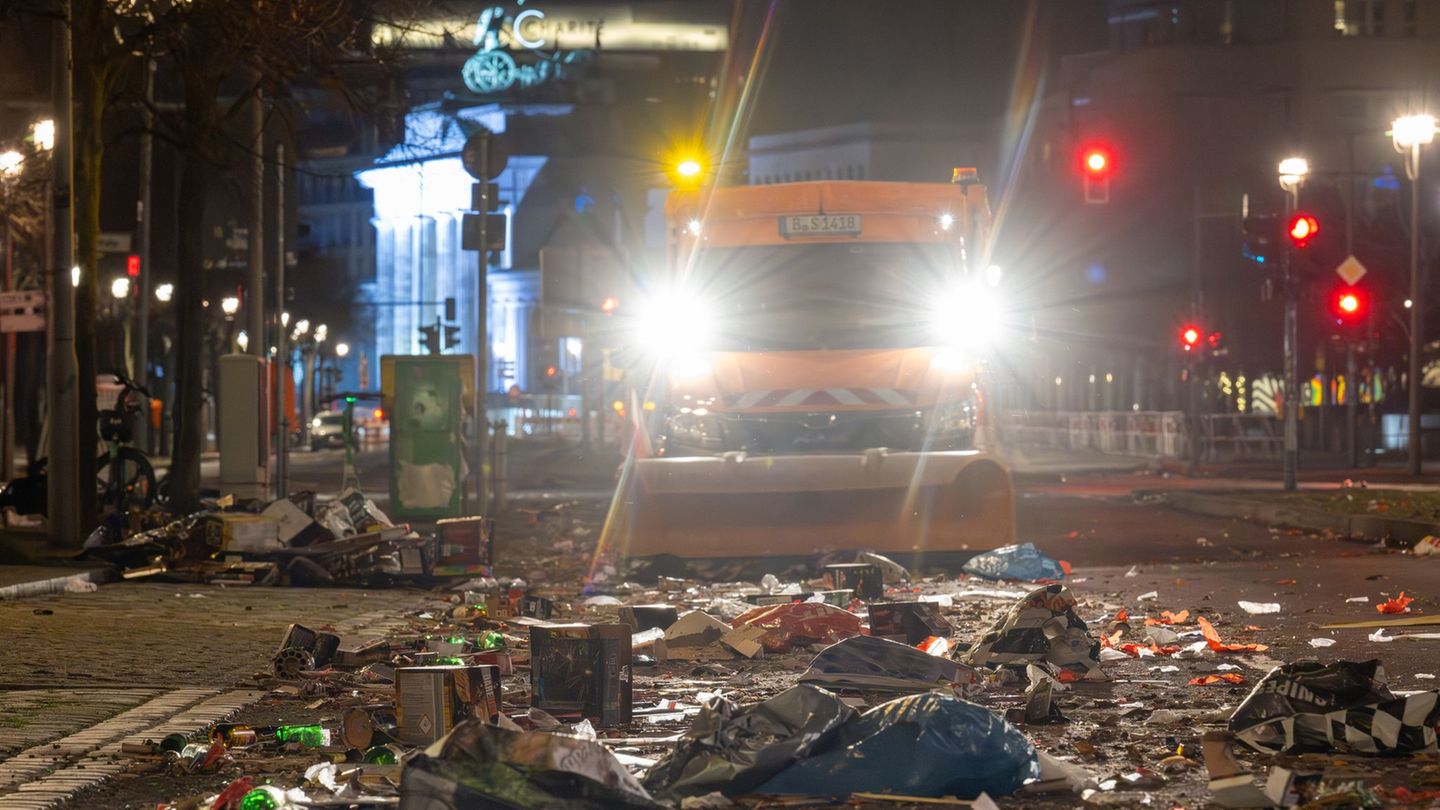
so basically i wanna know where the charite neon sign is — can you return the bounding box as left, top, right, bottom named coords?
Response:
left=463, top=4, right=593, bottom=95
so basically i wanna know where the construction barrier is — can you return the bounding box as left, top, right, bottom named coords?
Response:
left=997, top=411, right=1189, bottom=459
left=999, top=410, right=1286, bottom=461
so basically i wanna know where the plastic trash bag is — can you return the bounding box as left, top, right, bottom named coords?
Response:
left=642, top=684, right=856, bottom=799
left=399, top=718, right=663, bottom=809
left=799, top=635, right=980, bottom=693
left=961, top=584, right=1104, bottom=680
left=1229, top=659, right=1440, bottom=755
left=756, top=692, right=1039, bottom=799
left=962, top=543, right=1065, bottom=582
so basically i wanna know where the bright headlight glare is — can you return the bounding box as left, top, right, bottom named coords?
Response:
left=635, top=288, right=715, bottom=356
left=932, top=283, right=1005, bottom=348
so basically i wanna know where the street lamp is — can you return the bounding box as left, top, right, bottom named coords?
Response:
left=220, top=295, right=240, bottom=318
left=335, top=341, right=350, bottom=358
left=110, top=277, right=130, bottom=299
left=154, top=283, right=173, bottom=303
left=314, top=323, right=327, bottom=343
left=236, top=330, right=249, bottom=353
left=1277, top=156, right=1309, bottom=491
left=293, top=318, right=310, bottom=338
left=31, top=119, right=54, bottom=153
left=1391, top=114, right=1435, bottom=475
left=0, top=151, right=22, bottom=177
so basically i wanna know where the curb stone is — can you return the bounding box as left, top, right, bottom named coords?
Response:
left=1157, top=489, right=1440, bottom=542
left=0, top=570, right=116, bottom=602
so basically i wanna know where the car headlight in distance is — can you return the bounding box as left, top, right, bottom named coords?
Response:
left=311, top=417, right=323, bottom=429
left=931, top=280, right=1005, bottom=349
left=635, top=287, right=716, bottom=356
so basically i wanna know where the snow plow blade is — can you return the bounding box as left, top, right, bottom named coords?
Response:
left=609, top=451, right=1015, bottom=571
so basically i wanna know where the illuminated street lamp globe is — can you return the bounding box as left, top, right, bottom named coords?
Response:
left=335, top=342, right=350, bottom=358
left=31, top=119, right=54, bottom=152
left=154, top=283, right=174, bottom=303
left=221, top=296, right=240, bottom=317
left=0, top=151, right=23, bottom=177
left=110, top=277, right=130, bottom=299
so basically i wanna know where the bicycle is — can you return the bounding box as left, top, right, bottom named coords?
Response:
left=0, top=373, right=157, bottom=517
left=95, top=373, right=157, bottom=512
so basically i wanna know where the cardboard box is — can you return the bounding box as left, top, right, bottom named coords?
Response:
left=261, top=499, right=320, bottom=546
left=395, top=665, right=502, bottom=745
left=434, top=516, right=494, bottom=575
left=868, top=601, right=954, bottom=645
left=618, top=604, right=678, bottom=632
left=475, top=650, right=513, bottom=676
left=529, top=624, right=632, bottom=726
left=205, top=513, right=280, bottom=553
left=519, top=594, right=555, bottom=620
left=825, top=563, right=884, bottom=600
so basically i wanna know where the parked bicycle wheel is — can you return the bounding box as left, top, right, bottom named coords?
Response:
left=96, top=448, right=156, bottom=511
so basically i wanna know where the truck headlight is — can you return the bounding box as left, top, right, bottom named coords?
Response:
left=932, top=282, right=1005, bottom=348
left=635, top=287, right=716, bottom=356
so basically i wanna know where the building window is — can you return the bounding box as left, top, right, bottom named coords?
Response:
left=1335, top=0, right=1384, bottom=36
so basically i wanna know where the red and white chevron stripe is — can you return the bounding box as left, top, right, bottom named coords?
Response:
left=726, top=388, right=916, bottom=409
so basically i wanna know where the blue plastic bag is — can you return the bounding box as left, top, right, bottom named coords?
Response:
left=963, top=542, right=1065, bottom=581
left=756, top=692, right=1039, bottom=799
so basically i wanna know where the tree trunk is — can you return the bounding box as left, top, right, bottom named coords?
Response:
left=170, top=151, right=209, bottom=513
left=73, top=60, right=106, bottom=524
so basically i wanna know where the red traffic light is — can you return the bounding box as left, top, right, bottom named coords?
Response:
left=1288, top=213, right=1319, bottom=247
left=125, top=254, right=141, bottom=278
left=545, top=365, right=558, bottom=378
left=1180, top=324, right=1202, bottom=351
left=1080, top=145, right=1113, bottom=178
left=1333, top=289, right=1366, bottom=324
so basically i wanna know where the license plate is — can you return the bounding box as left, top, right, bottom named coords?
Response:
left=779, top=214, right=862, bottom=237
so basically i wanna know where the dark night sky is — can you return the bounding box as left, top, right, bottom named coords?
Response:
left=739, top=0, right=1108, bottom=137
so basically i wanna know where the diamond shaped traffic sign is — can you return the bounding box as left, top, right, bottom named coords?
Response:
left=1336, top=255, right=1368, bottom=286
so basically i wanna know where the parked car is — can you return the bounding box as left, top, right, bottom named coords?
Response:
left=309, top=410, right=362, bottom=451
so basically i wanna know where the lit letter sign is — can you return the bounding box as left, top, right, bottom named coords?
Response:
left=512, top=8, right=547, bottom=49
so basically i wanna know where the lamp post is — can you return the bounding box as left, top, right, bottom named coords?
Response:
left=1278, top=157, right=1308, bottom=491
left=1391, top=114, right=1435, bottom=475
left=0, top=149, right=22, bottom=483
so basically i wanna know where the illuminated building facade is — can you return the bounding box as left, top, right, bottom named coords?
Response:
left=345, top=1, right=729, bottom=401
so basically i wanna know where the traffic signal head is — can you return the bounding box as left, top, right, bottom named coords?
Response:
left=1332, top=288, right=1366, bottom=326
left=443, top=325, right=461, bottom=350
left=1080, top=145, right=1113, bottom=179
left=1078, top=143, right=1114, bottom=204
left=126, top=254, right=141, bottom=277
left=418, top=324, right=440, bottom=355
left=1288, top=213, right=1319, bottom=248
left=545, top=365, right=557, bottom=378
left=1180, top=324, right=1202, bottom=352
left=1241, top=213, right=1279, bottom=265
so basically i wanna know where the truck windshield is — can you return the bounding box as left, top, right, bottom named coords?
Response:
left=691, top=242, right=960, bottom=351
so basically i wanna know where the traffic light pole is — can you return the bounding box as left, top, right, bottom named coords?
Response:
left=1406, top=143, right=1423, bottom=476
left=1282, top=197, right=1299, bottom=492
left=473, top=136, right=489, bottom=517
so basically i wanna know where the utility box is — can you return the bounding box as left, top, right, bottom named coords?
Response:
left=218, top=354, right=268, bottom=499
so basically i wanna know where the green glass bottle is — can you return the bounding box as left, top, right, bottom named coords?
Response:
left=239, top=785, right=287, bottom=810
left=363, top=745, right=397, bottom=765
left=274, top=724, right=330, bottom=748
left=479, top=631, right=505, bottom=649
